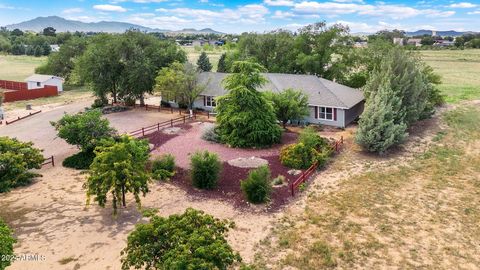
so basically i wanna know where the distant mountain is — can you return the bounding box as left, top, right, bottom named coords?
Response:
left=170, top=28, right=225, bottom=35
left=405, top=29, right=477, bottom=37
left=4, top=16, right=224, bottom=34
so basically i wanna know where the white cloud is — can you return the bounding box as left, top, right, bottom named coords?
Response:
left=264, top=0, right=295, bottom=6
left=62, top=8, right=84, bottom=14
left=93, top=4, right=127, bottom=12
left=272, top=10, right=295, bottom=18
left=467, top=10, right=480, bottom=14
left=449, top=2, right=477, bottom=8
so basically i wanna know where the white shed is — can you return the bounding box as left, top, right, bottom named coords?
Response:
left=25, top=74, right=64, bottom=92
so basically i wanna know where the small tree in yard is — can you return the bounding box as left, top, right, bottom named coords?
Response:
left=240, top=165, right=272, bottom=204
left=215, top=61, right=282, bottom=148
left=155, top=62, right=206, bottom=110
left=0, top=137, right=44, bottom=193
left=355, top=70, right=407, bottom=153
left=121, top=208, right=241, bottom=270
left=197, top=51, right=212, bottom=72
left=217, top=53, right=227, bottom=73
left=85, top=135, right=150, bottom=215
left=190, top=150, right=222, bottom=189
left=151, top=154, right=176, bottom=181
left=265, top=89, right=309, bottom=128
left=0, top=218, right=16, bottom=270
left=51, top=109, right=116, bottom=152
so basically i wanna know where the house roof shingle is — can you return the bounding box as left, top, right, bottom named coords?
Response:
left=198, top=72, right=364, bottom=109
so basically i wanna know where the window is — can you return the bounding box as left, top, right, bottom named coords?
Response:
left=319, top=107, right=334, bottom=120
left=36, top=82, right=41, bottom=87
left=206, top=96, right=216, bottom=107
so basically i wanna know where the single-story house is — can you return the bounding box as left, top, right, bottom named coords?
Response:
left=25, top=74, right=64, bottom=92
left=406, top=38, right=422, bottom=47
left=173, top=73, right=364, bottom=128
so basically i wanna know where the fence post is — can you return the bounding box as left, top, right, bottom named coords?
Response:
left=170, top=119, right=173, bottom=127
left=145, top=104, right=148, bottom=111
left=183, top=115, right=186, bottom=123
left=171, top=108, right=173, bottom=114
left=51, top=156, right=55, bottom=166
left=291, top=184, right=294, bottom=196
left=341, top=136, right=344, bottom=144
left=142, top=127, right=145, bottom=137
left=157, top=123, right=160, bottom=131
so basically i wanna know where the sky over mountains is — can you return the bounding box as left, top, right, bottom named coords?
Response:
left=0, top=0, right=479, bottom=33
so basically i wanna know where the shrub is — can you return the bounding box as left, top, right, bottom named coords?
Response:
left=298, top=127, right=329, bottom=149
left=0, top=137, right=44, bottom=193
left=272, top=175, right=286, bottom=186
left=241, top=165, right=272, bottom=204
left=0, top=219, right=16, bottom=270
left=280, top=143, right=317, bottom=169
left=62, top=151, right=96, bottom=170
left=121, top=208, right=241, bottom=269
left=201, top=125, right=220, bottom=143
left=91, top=98, right=107, bottom=108
left=151, top=154, right=176, bottom=181
left=190, top=151, right=222, bottom=189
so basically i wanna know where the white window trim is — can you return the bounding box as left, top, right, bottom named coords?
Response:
left=318, top=106, right=335, bottom=121
left=205, top=96, right=216, bottom=107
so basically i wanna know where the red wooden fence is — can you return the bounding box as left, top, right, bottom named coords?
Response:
left=1, top=80, right=58, bottom=102
left=42, top=155, right=55, bottom=167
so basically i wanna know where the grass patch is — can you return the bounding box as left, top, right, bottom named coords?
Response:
left=254, top=106, right=480, bottom=269
left=0, top=55, right=46, bottom=81
left=418, top=50, right=480, bottom=103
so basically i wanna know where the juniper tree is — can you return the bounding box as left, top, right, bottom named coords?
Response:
left=217, top=53, right=227, bottom=73
left=355, top=68, right=407, bottom=153
left=197, top=51, right=212, bottom=72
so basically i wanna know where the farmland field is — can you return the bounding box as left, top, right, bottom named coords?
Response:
left=419, top=49, right=480, bottom=103
left=182, top=46, right=227, bottom=72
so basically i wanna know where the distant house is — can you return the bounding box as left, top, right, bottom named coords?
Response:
left=50, top=44, right=60, bottom=52
left=25, top=74, right=64, bottom=92
left=406, top=38, right=422, bottom=47
left=433, top=40, right=455, bottom=47
left=192, top=39, right=208, bottom=47
left=354, top=41, right=368, bottom=48
left=393, top=37, right=404, bottom=46
left=167, top=73, right=365, bottom=128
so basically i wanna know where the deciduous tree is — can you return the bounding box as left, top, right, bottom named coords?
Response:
left=85, top=135, right=150, bottom=215
left=264, top=89, right=309, bottom=128
left=121, top=208, right=241, bottom=270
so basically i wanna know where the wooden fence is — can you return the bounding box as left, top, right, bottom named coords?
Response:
left=128, top=114, right=197, bottom=138
left=42, top=155, right=55, bottom=167
left=5, top=110, right=42, bottom=125
left=111, top=101, right=214, bottom=118
left=1, top=80, right=58, bottom=102
left=290, top=136, right=344, bottom=196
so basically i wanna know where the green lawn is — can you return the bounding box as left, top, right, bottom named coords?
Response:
left=418, top=49, right=480, bottom=103
left=0, top=55, right=47, bottom=81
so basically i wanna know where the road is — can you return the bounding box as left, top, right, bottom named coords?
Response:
left=0, top=100, right=93, bottom=160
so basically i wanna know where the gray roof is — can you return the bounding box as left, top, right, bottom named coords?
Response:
left=25, top=74, right=64, bottom=83
left=198, top=72, right=364, bottom=109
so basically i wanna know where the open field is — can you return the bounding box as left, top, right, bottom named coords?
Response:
left=182, top=46, right=227, bottom=71
left=419, top=49, right=480, bottom=103
left=251, top=103, right=480, bottom=269
left=0, top=55, right=47, bottom=81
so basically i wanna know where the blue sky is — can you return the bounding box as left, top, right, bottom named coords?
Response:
left=0, top=0, right=479, bottom=33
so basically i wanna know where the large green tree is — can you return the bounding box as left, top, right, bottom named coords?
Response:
left=155, top=62, right=206, bottom=110
left=85, top=135, right=150, bottom=215
left=217, top=53, right=227, bottom=73
left=35, top=36, right=87, bottom=84
left=264, top=89, right=309, bottom=128
left=0, top=137, right=44, bottom=192
left=197, top=51, right=212, bottom=72
left=215, top=61, right=282, bottom=148
left=121, top=208, right=241, bottom=270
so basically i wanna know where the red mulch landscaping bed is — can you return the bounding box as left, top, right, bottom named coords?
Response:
left=141, top=123, right=193, bottom=148
left=169, top=155, right=301, bottom=212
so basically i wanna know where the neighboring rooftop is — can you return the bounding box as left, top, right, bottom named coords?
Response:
left=198, top=72, right=364, bottom=109
left=25, top=74, right=63, bottom=82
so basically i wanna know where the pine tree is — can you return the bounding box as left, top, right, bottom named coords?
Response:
left=197, top=51, right=212, bottom=72
left=216, top=61, right=282, bottom=148
left=217, top=53, right=227, bottom=72
left=355, top=66, right=408, bottom=153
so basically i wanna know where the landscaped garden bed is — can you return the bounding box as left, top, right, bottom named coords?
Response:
left=144, top=121, right=317, bottom=211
